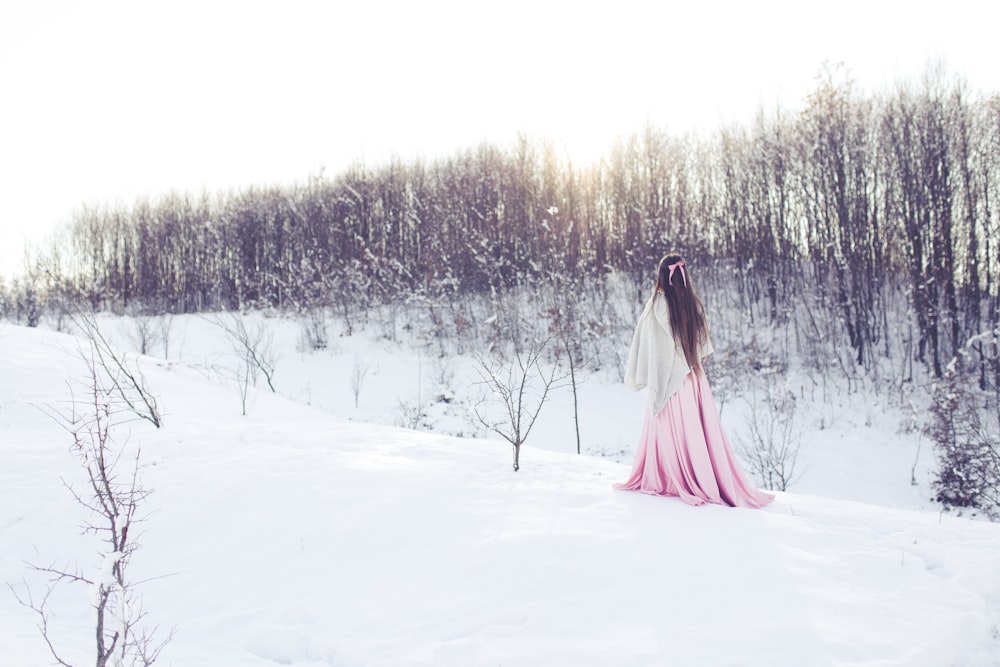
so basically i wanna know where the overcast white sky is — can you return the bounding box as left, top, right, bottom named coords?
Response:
left=1, top=0, right=998, bottom=278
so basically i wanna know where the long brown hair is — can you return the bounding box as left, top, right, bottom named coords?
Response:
left=654, top=253, right=708, bottom=370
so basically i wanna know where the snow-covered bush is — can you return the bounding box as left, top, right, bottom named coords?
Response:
left=297, top=306, right=329, bottom=351
left=926, top=356, right=1000, bottom=517
left=735, top=373, right=804, bottom=492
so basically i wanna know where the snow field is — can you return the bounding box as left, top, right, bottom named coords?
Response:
left=2, top=320, right=999, bottom=666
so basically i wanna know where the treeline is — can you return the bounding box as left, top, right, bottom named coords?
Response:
left=7, top=68, right=1000, bottom=391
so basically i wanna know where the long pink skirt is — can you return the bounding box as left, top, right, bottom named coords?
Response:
left=616, top=369, right=774, bottom=509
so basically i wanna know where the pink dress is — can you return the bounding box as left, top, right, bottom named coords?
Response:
left=616, top=367, right=774, bottom=509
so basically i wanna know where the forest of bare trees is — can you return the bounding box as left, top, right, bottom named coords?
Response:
left=3, top=69, right=999, bottom=426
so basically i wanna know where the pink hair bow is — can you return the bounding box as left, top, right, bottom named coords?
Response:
left=668, top=260, right=686, bottom=286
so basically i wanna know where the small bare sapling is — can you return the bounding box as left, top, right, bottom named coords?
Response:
left=473, top=337, right=565, bottom=471
left=350, top=356, right=371, bottom=408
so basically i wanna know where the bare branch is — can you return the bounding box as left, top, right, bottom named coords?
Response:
left=8, top=581, right=74, bottom=667
left=71, top=309, right=162, bottom=428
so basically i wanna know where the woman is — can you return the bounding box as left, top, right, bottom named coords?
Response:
left=615, top=254, right=773, bottom=508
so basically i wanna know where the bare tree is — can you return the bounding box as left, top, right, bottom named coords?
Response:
left=154, top=314, right=175, bottom=359
left=544, top=289, right=588, bottom=455
left=124, top=305, right=156, bottom=355
left=10, top=344, right=172, bottom=666
left=232, top=352, right=254, bottom=417
left=473, top=337, right=564, bottom=471
left=350, top=356, right=370, bottom=408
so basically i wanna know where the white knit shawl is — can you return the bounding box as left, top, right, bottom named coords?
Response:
left=625, top=294, right=714, bottom=415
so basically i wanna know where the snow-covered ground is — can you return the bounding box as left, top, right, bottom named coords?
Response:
left=3, top=317, right=1000, bottom=666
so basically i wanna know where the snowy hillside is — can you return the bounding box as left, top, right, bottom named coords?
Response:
left=3, top=323, right=1000, bottom=666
